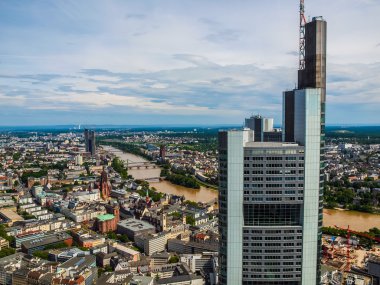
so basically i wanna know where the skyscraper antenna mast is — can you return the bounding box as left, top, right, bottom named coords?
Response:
left=299, top=0, right=307, bottom=70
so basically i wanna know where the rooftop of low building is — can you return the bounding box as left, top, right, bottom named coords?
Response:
left=96, top=214, right=115, bottom=221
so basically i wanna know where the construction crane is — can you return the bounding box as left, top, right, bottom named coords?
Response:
left=299, top=0, right=307, bottom=70
left=334, top=225, right=380, bottom=243
left=322, top=235, right=339, bottom=262
left=347, top=225, right=351, bottom=271
left=334, top=225, right=380, bottom=272
left=333, top=225, right=351, bottom=271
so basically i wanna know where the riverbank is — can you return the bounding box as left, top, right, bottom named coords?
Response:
left=195, top=178, right=218, bottom=190
left=102, top=145, right=218, bottom=203
left=323, top=208, right=380, bottom=232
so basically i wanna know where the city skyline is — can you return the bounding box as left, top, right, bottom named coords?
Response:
left=1, top=0, right=380, bottom=126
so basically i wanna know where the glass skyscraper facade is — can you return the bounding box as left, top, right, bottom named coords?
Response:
left=218, top=16, right=326, bottom=285
left=84, top=129, right=96, bottom=156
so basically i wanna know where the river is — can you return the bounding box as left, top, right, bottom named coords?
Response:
left=323, top=209, right=380, bottom=232
left=102, top=145, right=218, bottom=203
left=102, top=145, right=380, bottom=231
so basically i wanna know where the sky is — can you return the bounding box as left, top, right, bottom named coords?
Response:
left=0, top=0, right=379, bottom=126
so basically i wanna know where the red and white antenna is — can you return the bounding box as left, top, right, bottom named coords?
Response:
left=299, top=0, right=307, bottom=70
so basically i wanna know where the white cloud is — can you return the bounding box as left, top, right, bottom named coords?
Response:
left=0, top=0, right=379, bottom=124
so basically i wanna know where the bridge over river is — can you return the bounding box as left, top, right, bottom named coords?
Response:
left=102, top=145, right=219, bottom=203
left=126, top=161, right=158, bottom=170
left=102, top=146, right=161, bottom=180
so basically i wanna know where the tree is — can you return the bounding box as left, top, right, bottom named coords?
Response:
left=20, top=169, right=47, bottom=184
left=184, top=200, right=200, bottom=209
left=97, top=268, right=105, bottom=277
left=335, top=188, right=355, bottom=205
left=21, top=211, right=36, bottom=220
left=0, top=225, right=14, bottom=243
left=44, top=242, right=68, bottom=250
left=107, top=232, right=118, bottom=240
left=186, top=215, right=195, bottom=226
left=369, top=227, right=380, bottom=236
left=325, top=201, right=337, bottom=209
left=160, top=169, right=169, bottom=177
left=33, top=250, right=49, bottom=260
left=169, top=212, right=182, bottom=219
left=118, top=234, right=130, bottom=243
left=168, top=256, right=179, bottom=263
left=0, top=248, right=15, bottom=258
left=111, top=158, right=128, bottom=179
left=12, top=152, right=21, bottom=161
left=165, top=173, right=200, bottom=189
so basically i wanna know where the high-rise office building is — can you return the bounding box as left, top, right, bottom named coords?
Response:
left=284, top=16, right=326, bottom=143
left=218, top=13, right=326, bottom=285
left=284, top=16, right=326, bottom=283
left=245, top=115, right=274, bottom=142
left=84, top=129, right=96, bottom=156
left=245, top=115, right=282, bottom=142
left=159, top=145, right=166, bottom=161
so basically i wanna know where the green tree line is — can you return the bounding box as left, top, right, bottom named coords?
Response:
left=111, top=158, right=128, bottom=179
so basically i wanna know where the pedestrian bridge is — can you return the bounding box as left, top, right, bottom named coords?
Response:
left=127, top=161, right=157, bottom=170
left=143, top=177, right=161, bottom=182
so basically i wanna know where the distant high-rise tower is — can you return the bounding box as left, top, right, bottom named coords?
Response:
left=245, top=115, right=282, bottom=142
left=84, top=129, right=96, bottom=156
left=159, top=145, right=166, bottom=161
left=218, top=8, right=326, bottom=285
left=245, top=115, right=273, bottom=141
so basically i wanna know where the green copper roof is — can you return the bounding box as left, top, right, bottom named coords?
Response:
left=97, top=214, right=115, bottom=221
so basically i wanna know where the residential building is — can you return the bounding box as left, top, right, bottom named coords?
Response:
left=0, top=209, right=23, bottom=226
left=0, top=238, right=9, bottom=250
left=368, top=255, right=380, bottom=283
left=167, top=239, right=218, bottom=254
left=155, top=274, right=204, bottom=285
left=108, top=242, right=140, bottom=261
left=135, top=233, right=168, bottom=256
left=180, top=252, right=217, bottom=273
left=57, top=255, right=97, bottom=285
left=71, top=230, right=105, bottom=248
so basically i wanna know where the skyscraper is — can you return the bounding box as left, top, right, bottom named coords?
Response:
left=284, top=16, right=327, bottom=283
left=159, top=145, right=166, bottom=161
left=218, top=12, right=326, bottom=285
left=84, top=129, right=96, bottom=156
left=245, top=115, right=274, bottom=142
left=284, top=16, right=327, bottom=143
left=245, top=115, right=282, bottom=142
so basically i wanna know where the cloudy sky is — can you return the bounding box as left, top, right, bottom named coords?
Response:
left=1, top=0, right=379, bottom=126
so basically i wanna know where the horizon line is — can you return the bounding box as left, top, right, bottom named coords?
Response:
left=0, top=123, right=380, bottom=129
